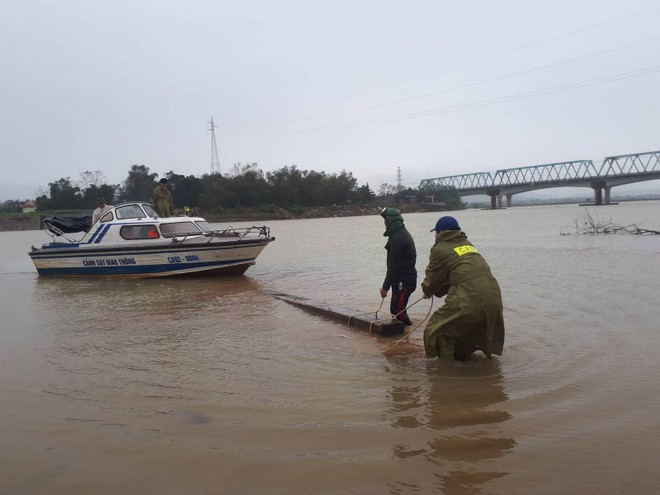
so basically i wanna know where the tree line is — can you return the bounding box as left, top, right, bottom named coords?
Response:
left=1, top=163, right=463, bottom=213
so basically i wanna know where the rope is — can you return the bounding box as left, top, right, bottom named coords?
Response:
left=384, top=296, right=435, bottom=353
left=368, top=316, right=398, bottom=333
left=390, top=295, right=425, bottom=320
left=347, top=297, right=385, bottom=327
left=348, top=295, right=431, bottom=335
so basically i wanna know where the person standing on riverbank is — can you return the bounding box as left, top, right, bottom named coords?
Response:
left=421, top=216, right=504, bottom=361
left=379, top=207, right=417, bottom=326
left=150, top=178, right=174, bottom=217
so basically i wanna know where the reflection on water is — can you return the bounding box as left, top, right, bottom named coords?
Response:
left=386, top=354, right=514, bottom=493
left=35, top=273, right=263, bottom=307
left=31, top=275, right=272, bottom=411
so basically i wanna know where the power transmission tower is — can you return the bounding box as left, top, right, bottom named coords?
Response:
left=208, top=117, right=221, bottom=175
left=396, top=166, right=404, bottom=194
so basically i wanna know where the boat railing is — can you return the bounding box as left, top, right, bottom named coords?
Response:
left=169, top=225, right=272, bottom=245
left=206, top=225, right=272, bottom=241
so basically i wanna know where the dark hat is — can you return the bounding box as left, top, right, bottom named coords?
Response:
left=159, top=178, right=168, bottom=184
left=431, top=216, right=460, bottom=232
left=97, top=198, right=105, bottom=204
left=380, top=207, right=401, bottom=219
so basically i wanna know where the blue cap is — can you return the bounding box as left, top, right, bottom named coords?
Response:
left=431, top=216, right=460, bottom=232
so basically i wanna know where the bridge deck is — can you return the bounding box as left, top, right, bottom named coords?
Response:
left=418, top=151, right=660, bottom=199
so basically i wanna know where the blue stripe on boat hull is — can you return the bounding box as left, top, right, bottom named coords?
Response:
left=30, top=239, right=269, bottom=258
left=35, top=258, right=257, bottom=277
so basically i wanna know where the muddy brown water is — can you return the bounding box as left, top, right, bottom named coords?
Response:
left=1, top=202, right=659, bottom=494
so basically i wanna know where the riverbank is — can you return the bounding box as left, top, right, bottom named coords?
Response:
left=0, top=204, right=455, bottom=231
left=205, top=204, right=453, bottom=222
left=0, top=215, right=41, bottom=232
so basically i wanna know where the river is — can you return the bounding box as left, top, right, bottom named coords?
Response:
left=1, top=201, right=659, bottom=494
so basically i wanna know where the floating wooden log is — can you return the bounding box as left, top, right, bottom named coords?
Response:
left=273, top=293, right=404, bottom=336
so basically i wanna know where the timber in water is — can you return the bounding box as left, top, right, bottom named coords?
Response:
left=273, top=294, right=405, bottom=336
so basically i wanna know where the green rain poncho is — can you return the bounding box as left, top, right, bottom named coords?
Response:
left=421, top=230, right=505, bottom=360
left=150, top=186, right=174, bottom=218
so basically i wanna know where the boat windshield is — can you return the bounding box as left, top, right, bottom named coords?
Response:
left=160, top=221, right=204, bottom=237
left=99, top=210, right=114, bottom=223
left=116, top=204, right=147, bottom=220
left=195, top=220, right=212, bottom=232
left=143, top=204, right=158, bottom=218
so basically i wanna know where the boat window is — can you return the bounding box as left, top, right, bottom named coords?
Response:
left=195, top=220, right=212, bottom=232
left=120, top=225, right=160, bottom=240
left=99, top=211, right=114, bottom=223
left=160, top=222, right=204, bottom=237
left=143, top=204, right=158, bottom=218
left=116, top=205, right=146, bottom=219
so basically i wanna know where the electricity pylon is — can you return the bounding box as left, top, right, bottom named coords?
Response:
left=208, top=117, right=221, bottom=175
left=396, top=166, right=404, bottom=194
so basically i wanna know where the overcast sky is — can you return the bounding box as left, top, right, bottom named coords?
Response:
left=2, top=0, right=659, bottom=201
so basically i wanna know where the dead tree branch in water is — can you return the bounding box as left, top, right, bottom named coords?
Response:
left=561, top=209, right=660, bottom=235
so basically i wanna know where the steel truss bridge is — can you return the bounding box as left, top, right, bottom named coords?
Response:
left=418, top=150, right=660, bottom=208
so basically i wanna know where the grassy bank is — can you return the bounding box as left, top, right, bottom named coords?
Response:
left=0, top=203, right=456, bottom=231
left=203, top=203, right=457, bottom=222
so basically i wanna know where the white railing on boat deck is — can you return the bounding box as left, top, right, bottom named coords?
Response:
left=170, top=225, right=272, bottom=244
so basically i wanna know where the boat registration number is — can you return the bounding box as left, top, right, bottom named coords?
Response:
left=167, top=255, right=200, bottom=263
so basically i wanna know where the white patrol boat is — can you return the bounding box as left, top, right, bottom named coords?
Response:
left=29, top=202, right=275, bottom=277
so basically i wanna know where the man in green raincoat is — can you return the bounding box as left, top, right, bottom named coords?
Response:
left=421, top=216, right=504, bottom=361
left=151, top=178, right=174, bottom=218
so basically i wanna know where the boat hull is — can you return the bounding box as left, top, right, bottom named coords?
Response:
left=29, top=238, right=272, bottom=278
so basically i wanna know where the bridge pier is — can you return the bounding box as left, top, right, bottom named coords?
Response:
left=591, top=181, right=606, bottom=205
left=487, top=190, right=500, bottom=209
left=489, top=192, right=511, bottom=208
left=594, top=188, right=603, bottom=205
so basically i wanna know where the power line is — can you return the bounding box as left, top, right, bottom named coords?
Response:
left=222, top=65, right=660, bottom=136
left=226, top=35, right=660, bottom=129
left=223, top=5, right=660, bottom=130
